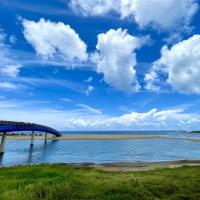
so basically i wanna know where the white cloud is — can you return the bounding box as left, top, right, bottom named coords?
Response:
left=69, top=0, right=198, bottom=31
left=60, top=98, right=73, bottom=103
left=9, top=35, right=17, bottom=44
left=92, top=28, right=147, bottom=93
left=14, top=77, right=87, bottom=93
left=0, top=101, right=19, bottom=109
left=0, top=98, right=200, bottom=130
left=0, top=82, right=17, bottom=89
left=22, top=18, right=88, bottom=62
left=66, top=108, right=200, bottom=130
left=0, top=99, right=103, bottom=130
left=0, top=81, right=28, bottom=90
left=84, top=76, right=93, bottom=83
left=77, top=103, right=102, bottom=115
left=85, top=85, right=94, bottom=95
left=125, top=0, right=198, bottom=30
left=144, top=70, right=162, bottom=92
left=0, top=31, right=22, bottom=77
left=145, top=35, right=200, bottom=94
left=0, top=64, right=21, bottom=77
left=69, top=0, right=117, bottom=16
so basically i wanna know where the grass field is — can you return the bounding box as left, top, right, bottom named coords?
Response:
left=1, top=164, right=200, bottom=200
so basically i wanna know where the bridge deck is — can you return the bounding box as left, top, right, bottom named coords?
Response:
left=0, top=121, right=61, bottom=137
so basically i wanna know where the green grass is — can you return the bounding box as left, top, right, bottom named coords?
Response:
left=1, top=164, right=200, bottom=200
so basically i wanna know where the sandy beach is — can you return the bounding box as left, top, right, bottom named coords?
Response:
left=6, top=134, right=161, bottom=140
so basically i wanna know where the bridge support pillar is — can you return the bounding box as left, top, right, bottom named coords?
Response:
left=44, top=132, right=47, bottom=143
left=0, top=132, right=7, bottom=155
left=30, top=131, right=34, bottom=147
left=52, top=135, right=57, bottom=140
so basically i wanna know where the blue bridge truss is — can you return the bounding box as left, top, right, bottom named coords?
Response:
left=0, top=121, right=62, bottom=137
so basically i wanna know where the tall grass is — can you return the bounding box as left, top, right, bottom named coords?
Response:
left=1, top=165, right=200, bottom=200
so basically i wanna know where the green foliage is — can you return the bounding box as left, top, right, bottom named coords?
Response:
left=0, top=165, right=200, bottom=200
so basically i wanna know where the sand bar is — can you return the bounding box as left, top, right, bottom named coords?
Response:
left=5, top=134, right=200, bottom=143
left=6, top=134, right=161, bottom=140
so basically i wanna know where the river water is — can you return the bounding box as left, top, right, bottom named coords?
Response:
left=1, top=131, right=200, bottom=166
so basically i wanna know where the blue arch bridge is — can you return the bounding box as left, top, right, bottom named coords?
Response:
left=0, top=121, right=62, bottom=154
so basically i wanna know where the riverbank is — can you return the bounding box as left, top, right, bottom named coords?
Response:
left=95, top=160, right=200, bottom=171
left=1, top=163, right=200, bottom=200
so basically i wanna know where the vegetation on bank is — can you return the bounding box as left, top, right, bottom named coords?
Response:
left=1, top=164, right=200, bottom=200
left=189, top=131, right=200, bottom=133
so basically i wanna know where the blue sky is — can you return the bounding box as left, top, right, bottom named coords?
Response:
left=0, top=0, right=200, bottom=130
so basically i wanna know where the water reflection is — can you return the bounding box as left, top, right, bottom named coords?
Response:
left=27, top=145, right=34, bottom=163
left=0, top=154, right=3, bottom=165
left=27, top=140, right=59, bottom=164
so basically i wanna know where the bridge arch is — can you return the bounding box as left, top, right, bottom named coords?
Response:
left=0, top=121, right=62, bottom=154
left=0, top=121, right=61, bottom=137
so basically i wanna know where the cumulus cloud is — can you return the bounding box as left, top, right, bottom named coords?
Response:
left=92, top=28, right=147, bottom=93
left=66, top=108, right=200, bottom=130
left=69, top=0, right=198, bottom=31
left=22, top=18, right=88, bottom=62
left=0, top=99, right=103, bottom=130
left=69, top=0, right=117, bottom=16
left=144, top=71, right=160, bottom=92
left=145, top=35, right=200, bottom=94
left=125, top=0, right=198, bottom=30
left=0, top=98, right=200, bottom=130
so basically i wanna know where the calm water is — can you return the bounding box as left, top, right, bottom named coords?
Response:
left=1, top=131, right=200, bottom=166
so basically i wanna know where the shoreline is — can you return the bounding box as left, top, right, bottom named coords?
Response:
left=1, top=160, right=200, bottom=171
left=6, top=134, right=161, bottom=140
